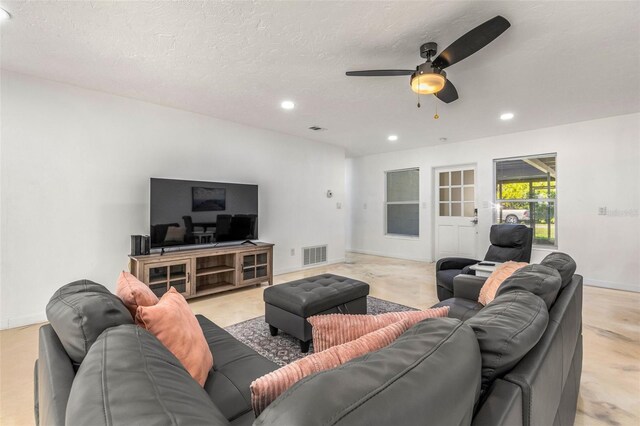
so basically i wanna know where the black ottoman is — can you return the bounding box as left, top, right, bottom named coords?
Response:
left=264, top=274, right=370, bottom=353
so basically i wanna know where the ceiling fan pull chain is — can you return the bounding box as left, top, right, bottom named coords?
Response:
left=434, top=99, right=439, bottom=119
left=416, top=90, right=421, bottom=108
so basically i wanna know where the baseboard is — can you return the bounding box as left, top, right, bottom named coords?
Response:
left=273, top=257, right=346, bottom=276
left=3, top=312, right=47, bottom=330
left=347, top=249, right=430, bottom=263
left=584, top=278, right=639, bottom=293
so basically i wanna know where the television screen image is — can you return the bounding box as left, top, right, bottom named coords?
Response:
left=150, top=178, right=258, bottom=250
left=192, top=187, right=226, bottom=211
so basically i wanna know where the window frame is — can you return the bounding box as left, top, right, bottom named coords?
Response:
left=384, top=167, right=420, bottom=238
left=493, top=153, right=558, bottom=248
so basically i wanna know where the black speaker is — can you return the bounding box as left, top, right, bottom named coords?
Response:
left=142, top=235, right=150, bottom=255
left=130, top=235, right=143, bottom=256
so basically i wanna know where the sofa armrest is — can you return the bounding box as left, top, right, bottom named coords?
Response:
left=453, top=275, right=487, bottom=301
left=472, top=379, right=523, bottom=426
left=436, top=257, right=479, bottom=272
left=37, top=325, right=75, bottom=426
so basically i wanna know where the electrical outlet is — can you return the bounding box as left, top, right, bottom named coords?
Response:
left=598, top=207, right=607, bottom=215
left=363, top=203, right=367, bottom=210
left=336, top=202, right=342, bottom=209
left=290, top=248, right=295, bottom=256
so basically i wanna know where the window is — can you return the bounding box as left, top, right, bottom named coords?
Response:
left=494, top=154, right=557, bottom=246
left=385, top=168, right=419, bottom=237
left=438, top=169, right=475, bottom=217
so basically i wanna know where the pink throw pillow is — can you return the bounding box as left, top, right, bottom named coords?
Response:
left=136, top=287, right=213, bottom=386
left=307, top=306, right=449, bottom=353
left=250, top=319, right=411, bottom=416
left=115, top=271, right=159, bottom=323
left=478, top=261, right=529, bottom=306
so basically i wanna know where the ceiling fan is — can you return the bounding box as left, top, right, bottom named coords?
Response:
left=346, top=16, right=511, bottom=104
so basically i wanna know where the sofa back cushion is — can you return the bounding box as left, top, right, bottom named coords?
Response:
left=540, top=252, right=577, bottom=289
left=496, top=264, right=562, bottom=309
left=465, top=291, right=549, bottom=391
left=46, top=280, right=133, bottom=365
left=255, top=318, right=481, bottom=426
left=65, top=324, right=230, bottom=426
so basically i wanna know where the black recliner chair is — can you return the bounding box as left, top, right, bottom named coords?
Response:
left=435, top=224, right=533, bottom=301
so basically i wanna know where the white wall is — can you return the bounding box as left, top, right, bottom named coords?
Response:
left=0, top=71, right=346, bottom=329
left=348, top=113, right=640, bottom=292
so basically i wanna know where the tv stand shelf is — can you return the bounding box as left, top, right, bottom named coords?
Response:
left=129, top=242, right=273, bottom=300
left=197, top=266, right=236, bottom=276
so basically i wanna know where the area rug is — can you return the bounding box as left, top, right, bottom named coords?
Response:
left=224, top=296, right=417, bottom=366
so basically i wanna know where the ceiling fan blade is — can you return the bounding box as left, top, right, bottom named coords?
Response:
left=346, top=70, right=414, bottom=76
left=432, top=16, right=510, bottom=69
left=435, top=79, right=459, bottom=103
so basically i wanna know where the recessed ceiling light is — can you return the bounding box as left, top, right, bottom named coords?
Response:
left=280, top=100, right=295, bottom=110
left=0, top=7, right=11, bottom=21
left=387, top=135, right=398, bottom=142
left=500, top=112, right=515, bottom=120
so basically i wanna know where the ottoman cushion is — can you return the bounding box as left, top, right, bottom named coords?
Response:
left=264, top=274, right=369, bottom=317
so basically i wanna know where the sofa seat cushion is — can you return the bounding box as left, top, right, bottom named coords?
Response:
left=46, top=280, right=133, bottom=365
left=263, top=274, right=369, bottom=317
left=433, top=298, right=483, bottom=321
left=230, top=411, right=257, bottom=426
left=65, top=324, right=230, bottom=426
left=496, top=264, right=562, bottom=309
left=255, top=318, right=482, bottom=426
left=198, top=315, right=279, bottom=421
left=465, top=291, right=549, bottom=392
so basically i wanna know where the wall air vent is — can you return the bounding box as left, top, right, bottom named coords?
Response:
left=303, top=245, right=327, bottom=266
left=308, top=126, right=327, bottom=131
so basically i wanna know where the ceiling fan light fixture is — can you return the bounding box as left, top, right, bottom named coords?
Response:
left=410, top=64, right=446, bottom=95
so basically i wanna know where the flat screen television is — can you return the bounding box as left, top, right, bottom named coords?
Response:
left=150, top=178, right=258, bottom=250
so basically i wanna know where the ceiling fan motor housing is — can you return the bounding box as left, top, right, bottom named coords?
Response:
left=420, top=42, right=438, bottom=59
left=415, top=62, right=446, bottom=77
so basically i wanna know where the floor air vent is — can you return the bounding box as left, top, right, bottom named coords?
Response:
left=303, top=245, right=327, bottom=266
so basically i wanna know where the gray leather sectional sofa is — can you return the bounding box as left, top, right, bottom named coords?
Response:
left=35, top=253, right=581, bottom=425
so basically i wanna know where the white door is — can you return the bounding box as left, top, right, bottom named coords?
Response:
left=434, top=166, right=478, bottom=260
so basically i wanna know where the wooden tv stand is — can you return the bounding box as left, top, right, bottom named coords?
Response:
left=129, top=242, right=273, bottom=300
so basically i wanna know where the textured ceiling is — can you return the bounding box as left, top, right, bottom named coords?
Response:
left=1, top=1, right=639, bottom=157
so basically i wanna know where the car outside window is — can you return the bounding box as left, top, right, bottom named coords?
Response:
left=494, top=154, right=557, bottom=247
